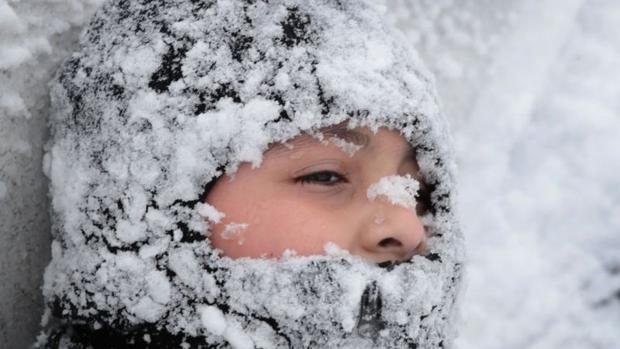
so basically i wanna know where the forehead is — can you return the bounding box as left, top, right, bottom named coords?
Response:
left=267, top=123, right=372, bottom=155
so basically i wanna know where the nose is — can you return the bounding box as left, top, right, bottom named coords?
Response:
left=358, top=196, right=426, bottom=263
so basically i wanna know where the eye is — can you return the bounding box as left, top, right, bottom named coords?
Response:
left=294, top=171, right=348, bottom=186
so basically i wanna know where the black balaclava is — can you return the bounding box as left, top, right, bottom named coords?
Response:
left=38, top=0, right=464, bottom=348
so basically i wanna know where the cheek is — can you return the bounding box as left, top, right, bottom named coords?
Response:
left=209, top=196, right=346, bottom=258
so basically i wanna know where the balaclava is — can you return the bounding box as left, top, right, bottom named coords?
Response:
left=38, top=0, right=464, bottom=348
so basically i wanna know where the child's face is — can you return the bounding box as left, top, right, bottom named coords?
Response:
left=205, top=124, right=428, bottom=263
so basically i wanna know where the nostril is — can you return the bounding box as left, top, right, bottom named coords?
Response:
left=377, top=237, right=402, bottom=248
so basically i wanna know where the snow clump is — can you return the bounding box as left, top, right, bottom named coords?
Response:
left=367, top=174, right=420, bottom=210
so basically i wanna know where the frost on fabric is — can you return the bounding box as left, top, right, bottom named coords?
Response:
left=40, top=0, right=463, bottom=348
left=199, top=305, right=254, bottom=349
left=367, top=174, right=420, bottom=210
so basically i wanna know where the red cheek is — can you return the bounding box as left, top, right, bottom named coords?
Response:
left=207, top=175, right=356, bottom=258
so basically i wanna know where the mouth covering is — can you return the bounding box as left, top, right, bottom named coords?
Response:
left=38, top=0, right=464, bottom=348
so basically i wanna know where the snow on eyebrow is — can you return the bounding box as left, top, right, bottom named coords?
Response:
left=326, top=136, right=363, bottom=156
left=367, top=174, right=420, bottom=210
left=318, top=124, right=372, bottom=156
left=266, top=123, right=370, bottom=157
left=319, top=123, right=370, bottom=148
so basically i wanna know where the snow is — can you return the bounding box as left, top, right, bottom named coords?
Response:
left=129, top=296, right=165, bottom=323
left=199, top=305, right=227, bottom=336
left=1, top=0, right=618, bottom=348
left=115, top=220, right=147, bottom=244
left=220, top=222, right=248, bottom=244
left=138, top=237, right=170, bottom=259
left=38, top=6, right=457, bottom=346
left=0, top=0, right=105, bottom=347
left=167, top=248, right=202, bottom=288
left=367, top=174, right=420, bottom=210
left=326, top=136, right=364, bottom=156
left=222, top=321, right=254, bottom=349
left=146, top=270, right=171, bottom=305
left=200, top=305, right=255, bottom=349
left=0, top=45, right=33, bottom=70
left=0, top=2, right=25, bottom=33
left=324, top=242, right=352, bottom=256
left=0, top=92, right=29, bottom=118
left=390, top=1, right=620, bottom=348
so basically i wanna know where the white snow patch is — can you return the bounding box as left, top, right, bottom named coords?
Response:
left=0, top=92, right=29, bottom=118
left=338, top=272, right=367, bottom=331
left=116, top=219, right=147, bottom=244
left=274, top=71, right=291, bottom=90
left=366, top=174, right=420, bottom=210
left=199, top=306, right=254, bottom=349
left=197, top=203, right=225, bottom=224
left=115, top=252, right=145, bottom=274
left=146, top=270, right=171, bottom=305
left=129, top=296, right=165, bottom=323
left=324, top=242, right=350, bottom=256
left=0, top=2, right=26, bottom=34
left=221, top=222, right=248, bottom=245
left=199, top=305, right=227, bottom=336
left=366, top=39, right=394, bottom=70
left=144, top=208, right=173, bottom=231
left=280, top=249, right=298, bottom=258
left=328, top=136, right=363, bottom=157
left=168, top=248, right=200, bottom=287
left=119, top=43, right=164, bottom=78
left=0, top=45, right=32, bottom=70
left=138, top=237, right=170, bottom=259
left=11, top=139, right=32, bottom=157
left=223, top=321, right=254, bottom=349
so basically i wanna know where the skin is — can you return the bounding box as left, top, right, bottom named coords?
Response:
left=205, top=124, right=429, bottom=263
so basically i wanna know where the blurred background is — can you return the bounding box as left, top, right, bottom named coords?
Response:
left=1, top=1, right=619, bottom=348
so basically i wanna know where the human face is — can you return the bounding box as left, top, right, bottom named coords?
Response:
left=204, top=124, right=430, bottom=263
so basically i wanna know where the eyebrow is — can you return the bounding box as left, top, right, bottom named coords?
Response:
left=266, top=124, right=420, bottom=172
left=321, top=124, right=371, bottom=147
left=266, top=124, right=370, bottom=155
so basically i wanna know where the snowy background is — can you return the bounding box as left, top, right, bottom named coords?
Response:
left=1, top=0, right=619, bottom=348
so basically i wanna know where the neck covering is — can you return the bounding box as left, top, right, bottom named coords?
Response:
left=39, top=0, right=464, bottom=348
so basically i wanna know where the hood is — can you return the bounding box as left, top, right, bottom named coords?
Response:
left=39, top=0, right=464, bottom=348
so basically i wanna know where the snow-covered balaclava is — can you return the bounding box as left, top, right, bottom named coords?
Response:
left=39, top=0, right=464, bottom=348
